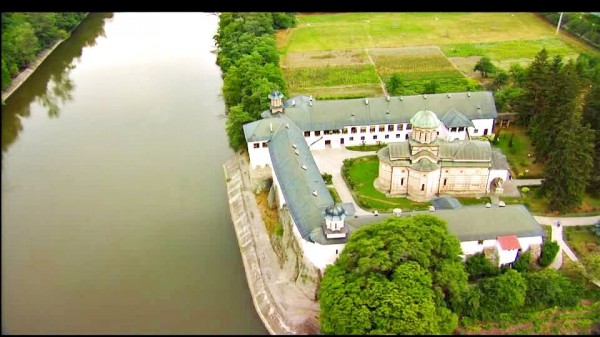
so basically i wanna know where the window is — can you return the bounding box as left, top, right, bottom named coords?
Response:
left=477, top=240, right=484, bottom=245
left=342, top=128, right=348, bottom=134
left=360, top=136, right=365, bottom=141
left=253, top=143, right=260, bottom=148
left=370, top=126, right=376, bottom=133
left=397, top=124, right=404, bottom=131
left=388, top=125, right=394, bottom=132
left=474, top=129, right=479, bottom=134
left=349, top=137, right=354, bottom=141
left=458, top=127, right=465, bottom=132
left=450, top=127, right=457, bottom=132
left=424, top=133, right=428, bottom=142
left=262, top=142, right=268, bottom=148
left=396, top=134, right=401, bottom=138
left=360, top=127, right=367, bottom=133
left=401, top=178, right=404, bottom=186
left=351, top=127, right=357, bottom=134
left=385, top=134, right=389, bottom=139
left=421, top=184, right=425, bottom=191
left=304, top=131, right=310, bottom=137
left=406, top=124, right=412, bottom=130
left=315, top=131, right=321, bottom=136
left=483, top=129, right=488, bottom=135
left=324, top=130, right=331, bottom=135
left=443, top=178, right=447, bottom=186
left=379, top=125, right=385, bottom=132
left=405, top=134, right=409, bottom=140
left=373, top=135, right=378, bottom=140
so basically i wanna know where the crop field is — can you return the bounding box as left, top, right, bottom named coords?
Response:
left=278, top=12, right=598, bottom=99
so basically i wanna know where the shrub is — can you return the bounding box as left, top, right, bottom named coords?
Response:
left=521, top=187, right=530, bottom=193
left=465, top=253, right=500, bottom=281
left=538, top=241, right=560, bottom=267
left=476, top=269, right=527, bottom=320
left=513, top=251, right=532, bottom=272
left=523, top=268, right=583, bottom=308
left=321, top=172, right=333, bottom=185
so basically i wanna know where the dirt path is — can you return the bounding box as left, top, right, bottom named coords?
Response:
left=364, top=48, right=387, bottom=97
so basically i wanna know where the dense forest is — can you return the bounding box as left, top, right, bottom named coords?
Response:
left=2, top=12, right=87, bottom=90
left=213, top=12, right=296, bottom=151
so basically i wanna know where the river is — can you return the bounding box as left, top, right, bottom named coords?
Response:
left=1, top=13, right=267, bottom=334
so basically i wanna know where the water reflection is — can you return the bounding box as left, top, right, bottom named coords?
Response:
left=1, top=13, right=113, bottom=158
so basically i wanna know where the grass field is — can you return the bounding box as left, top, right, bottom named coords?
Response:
left=563, top=225, right=600, bottom=259
left=492, top=125, right=544, bottom=179
left=277, top=13, right=598, bottom=99
left=502, top=185, right=600, bottom=216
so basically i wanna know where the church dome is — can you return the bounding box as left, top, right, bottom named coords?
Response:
left=410, top=110, right=440, bottom=129
left=325, top=204, right=346, bottom=217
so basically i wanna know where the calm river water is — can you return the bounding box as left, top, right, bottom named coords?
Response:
left=1, top=13, right=266, bottom=334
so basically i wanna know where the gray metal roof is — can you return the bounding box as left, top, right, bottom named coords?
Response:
left=388, top=142, right=410, bottom=159
left=438, top=140, right=491, bottom=161
left=431, top=196, right=463, bottom=210
left=282, top=91, right=497, bottom=132
left=345, top=204, right=545, bottom=242
left=441, top=108, right=475, bottom=128
left=243, top=118, right=286, bottom=143
left=384, top=139, right=493, bottom=167
left=262, top=115, right=350, bottom=245
left=410, top=110, right=441, bottom=129
left=491, top=148, right=510, bottom=170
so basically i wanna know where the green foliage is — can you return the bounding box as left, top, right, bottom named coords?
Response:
left=386, top=73, right=404, bottom=95
left=215, top=13, right=289, bottom=149
left=513, top=251, right=532, bottom=272
left=582, top=84, right=600, bottom=197
left=320, top=215, right=468, bottom=334
left=423, top=79, right=438, bottom=94
left=321, top=172, right=333, bottom=185
left=493, top=69, right=509, bottom=89
left=225, top=105, right=254, bottom=151
left=523, top=269, right=583, bottom=308
left=474, top=56, right=496, bottom=78
left=477, top=269, right=527, bottom=320
left=521, top=187, right=530, bottom=193
left=465, top=253, right=500, bottom=281
left=581, top=253, right=600, bottom=281
left=538, top=241, right=560, bottom=267
left=1, top=12, right=86, bottom=90
left=508, top=133, right=514, bottom=148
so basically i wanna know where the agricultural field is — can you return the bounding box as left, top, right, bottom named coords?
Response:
left=277, top=12, right=598, bottom=99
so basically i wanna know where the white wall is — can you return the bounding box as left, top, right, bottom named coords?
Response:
left=496, top=241, right=519, bottom=266
left=470, top=118, right=495, bottom=137
left=288, top=214, right=346, bottom=271
left=461, top=235, right=543, bottom=266
left=304, top=123, right=413, bottom=150
left=271, top=168, right=286, bottom=209
left=460, top=239, right=498, bottom=256
left=247, top=142, right=272, bottom=169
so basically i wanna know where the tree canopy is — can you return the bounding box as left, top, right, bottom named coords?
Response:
left=319, top=215, right=467, bottom=334
left=214, top=12, right=295, bottom=151
left=2, top=12, right=87, bottom=90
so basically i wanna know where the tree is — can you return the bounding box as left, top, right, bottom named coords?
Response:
left=474, top=56, right=496, bottom=78
left=538, top=241, right=560, bottom=267
left=465, top=253, right=500, bottom=281
left=493, top=69, right=509, bottom=89
left=386, top=74, right=404, bottom=95
left=477, top=269, right=527, bottom=319
left=524, top=268, right=583, bottom=308
left=509, top=62, right=526, bottom=86
left=514, top=48, right=551, bottom=126
left=320, top=215, right=468, bottom=334
left=583, top=84, right=600, bottom=196
left=225, top=104, right=255, bottom=151
left=581, top=253, right=600, bottom=281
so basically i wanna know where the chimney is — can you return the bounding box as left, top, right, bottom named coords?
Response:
left=467, top=92, right=471, bottom=97
left=292, top=99, right=296, bottom=106
left=423, top=94, right=427, bottom=99
left=294, top=149, right=300, bottom=155
left=447, top=93, right=451, bottom=98
left=285, top=123, right=290, bottom=129
left=269, top=122, right=273, bottom=133
left=301, top=164, right=307, bottom=170
left=292, top=143, right=297, bottom=149
left=386, top=95, right=390, bottom=101
left=399, top=96, right=403, bottom=101
left=312, top=190, right=318, bottom=196
left=309, top=95, right=313, bottom=101
left=365, top=98, right=369, bottom=105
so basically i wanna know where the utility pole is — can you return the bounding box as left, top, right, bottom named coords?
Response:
left=556, top=12, right=564, bottom=35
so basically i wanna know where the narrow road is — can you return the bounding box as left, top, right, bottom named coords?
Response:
left=364, top=48, right=388, bottom=97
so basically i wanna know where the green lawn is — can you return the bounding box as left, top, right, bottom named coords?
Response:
left=502, top=185, right=600, bottom=216
left=342, top=155, right=490, bottom=212
left=563, top=225, right=600, bottom=259
left=492, top=126, right=544, bottom=179
left=281, top=13, right=592, bottom=54
left=328, top=186, right=342, bottom=203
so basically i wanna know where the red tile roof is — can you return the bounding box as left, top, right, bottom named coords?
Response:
left=497, top=235, right=521, bottom=251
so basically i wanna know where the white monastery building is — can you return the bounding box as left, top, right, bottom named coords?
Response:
left=242, top=91, right=545, bottom=271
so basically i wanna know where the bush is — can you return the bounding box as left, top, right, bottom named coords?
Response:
left=513, top=251, right=532, bottom=273
left=476, top=269, right=527, bottom=320
left=538, top=241, right=560, bottom=267
left=524, top=269, right=583, bottom=308
left=521, top=187, right=530, bottom=193
left=321, top=172, right=333, bottom=185
left=465, top=253, right=500, bottom=281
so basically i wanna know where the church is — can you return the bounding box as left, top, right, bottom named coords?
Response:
left=375, top=109, right=509, bottom=201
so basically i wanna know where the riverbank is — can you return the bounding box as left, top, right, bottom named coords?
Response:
left=1, top=14, right=89, bottom=103
left=223, top=153, right=320, bottom=335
